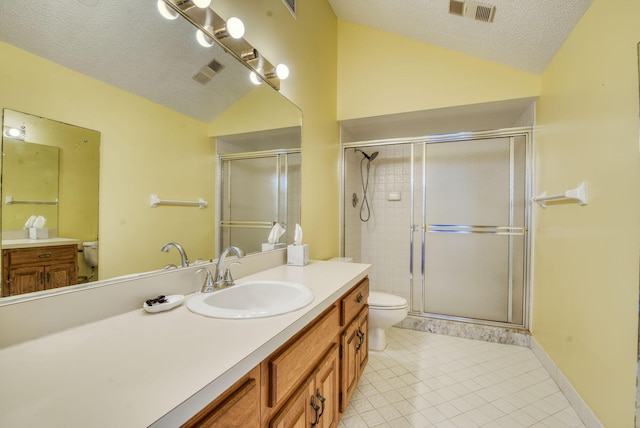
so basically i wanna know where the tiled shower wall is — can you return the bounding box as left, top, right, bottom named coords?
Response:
left=344, top=144, right=412, bottom=302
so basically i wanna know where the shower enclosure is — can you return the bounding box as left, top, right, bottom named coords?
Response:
left=342, top=128, right=531, bottom=328
left=218, top=150, right=301, bottom=255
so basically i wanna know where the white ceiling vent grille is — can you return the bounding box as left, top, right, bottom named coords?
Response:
left=449, top=0, right=496, bottom=23
left=192, top=58, right=225, bottom=85
left=282, top=0, right=296, bottom=19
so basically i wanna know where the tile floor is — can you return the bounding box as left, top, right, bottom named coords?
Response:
left=339, top=327, right=585, bottom=428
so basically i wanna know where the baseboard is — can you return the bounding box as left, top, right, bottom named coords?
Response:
left=529, top=337, right=604, bottom=428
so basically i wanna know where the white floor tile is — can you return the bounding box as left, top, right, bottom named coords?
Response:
left=339, top=327, right=586, bottom=428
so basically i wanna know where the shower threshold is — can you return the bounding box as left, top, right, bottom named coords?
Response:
left=398, top=314, right=530, bottom=347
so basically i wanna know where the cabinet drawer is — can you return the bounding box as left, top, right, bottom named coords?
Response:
left=340, top=278, right=369, bottom=327
left=267, top=305, right=339, bottom=408
left=6, top=245, right=77, bottom=265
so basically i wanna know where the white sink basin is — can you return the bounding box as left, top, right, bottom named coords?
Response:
left=187, top=280, right=315, bottom=319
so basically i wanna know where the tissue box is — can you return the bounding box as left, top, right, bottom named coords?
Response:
left=287, top=244, right=309, bottom=266
left=262, top=243, right=287, bottom=252
left=29, top=227, right=49, bottom=239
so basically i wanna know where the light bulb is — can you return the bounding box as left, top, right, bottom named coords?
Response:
left=249, top=72, right=262, bottom=85
left=196, top=27, right=214, bottom=47
left=192, top=0, right=211, bottom=7
left=226, top=17, right=245, bottom=39
left=275, top=64, right=290, bottom=80
left=8, top=128, right=21, bottom=137
left=157, top=0, right=178, bottom=20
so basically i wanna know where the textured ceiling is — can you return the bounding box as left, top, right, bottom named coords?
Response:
left=328, top=0, right=592, bottom=74
left=0, top=0, right=257, bottom=123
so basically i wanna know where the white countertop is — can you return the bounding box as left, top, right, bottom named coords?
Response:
left=2, top=237, right=81, bottom=249
left=0, top=260, right=370, bottom=428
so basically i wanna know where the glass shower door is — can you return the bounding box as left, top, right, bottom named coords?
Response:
left=414, top=136, right=527, bottom=324
left=219, top=152, right=301, bottom=255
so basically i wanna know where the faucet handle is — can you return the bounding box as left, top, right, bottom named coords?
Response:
left=196, top=268, right=214, bottom=293
left=223, top=262, right=241, bottom=286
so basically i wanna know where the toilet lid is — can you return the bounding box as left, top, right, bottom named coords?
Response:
left=368, top=292, right=408, bottom=309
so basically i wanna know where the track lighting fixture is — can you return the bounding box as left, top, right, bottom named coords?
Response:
left=214, top=17, right=245, bottom=39
left=265, top=64, right=290, bottom=80
left=241, top=48, right=258, bottom=62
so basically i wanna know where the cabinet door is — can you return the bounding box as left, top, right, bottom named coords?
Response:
left=314, top=345, right=339, bottom=428
left=45, top=262, right=77, bottom=290
left=8, top=266, right=44, bottom=296
left=357, top=310, right=369, bottom=374
left=340, top=317, right=359, bottom=413
left=270, top=377, right=315, bottom=428
left=182, top=366, right=260, bottom=428
left=340, top=307, right=369, bottom=413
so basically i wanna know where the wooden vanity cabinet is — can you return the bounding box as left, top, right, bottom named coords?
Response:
left=340, top=309, right=368, bottom=413
left=262, top=305, right=340, bottom=427
left=2, top=245, right=78, bottom=297
left=182, top=366, right=261, bottom=428
left=182, top=277, right=370, bottom=428
left=339, top=278, right=369, bottom=413
left=270, top=344, right=340, bottom=428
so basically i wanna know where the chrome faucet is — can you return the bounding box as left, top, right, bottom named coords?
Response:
left=160, top=242, right=189, bottom=268
left=214, top=246, right=244, bottom=287
left=196, top=268, right=215, bottom=293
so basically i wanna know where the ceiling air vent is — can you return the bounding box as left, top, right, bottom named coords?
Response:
left=449, top=0, right=465, bottom=16
left=474, top=3, right=496, bottom=22
left=192, top=58, right=225, bottom=85
left=449, top=0, right=496, bottom=23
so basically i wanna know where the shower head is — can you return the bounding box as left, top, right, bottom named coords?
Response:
left=355, top=148, right=379, bottom=161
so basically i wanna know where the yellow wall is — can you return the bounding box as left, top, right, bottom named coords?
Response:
left=337, top=20, right=540, bottom=120
left=0, top=41, right=216, bottom=279
left=215, top=0, right=340, bottom=259
left=534, top=0, right=640, bottom=425
left=209, top=84, right=301, bottom=137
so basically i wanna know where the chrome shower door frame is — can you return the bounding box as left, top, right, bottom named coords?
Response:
left=412, top=128, right=532, bottom=330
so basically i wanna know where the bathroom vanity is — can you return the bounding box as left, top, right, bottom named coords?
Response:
left=0, top=258, right=370, bottom=427
left=1, top=238, right=79, bottom=297
left=183, top=277, right=370, bottom=427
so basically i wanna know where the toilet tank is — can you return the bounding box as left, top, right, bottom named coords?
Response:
left=83, top=241, right=98, bottom=267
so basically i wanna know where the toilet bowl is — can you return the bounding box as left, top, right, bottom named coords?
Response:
left=83, top=241, right=98, bottom=268
left=368, top=292, right=408, bottom=351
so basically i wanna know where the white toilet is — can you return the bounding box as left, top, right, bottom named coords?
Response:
left=368, top=292, right=408, bottom=351
left=83, top=241, right=98, bottom=268
left=327, top=257, right=408, bottom=352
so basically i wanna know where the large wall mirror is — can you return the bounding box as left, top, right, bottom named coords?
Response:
left=0, top=0, right=301, bottom=300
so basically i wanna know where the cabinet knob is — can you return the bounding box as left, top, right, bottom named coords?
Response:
left=38, top=253, right=52, bottom=258
left=356, top=293, right=363, bottom=303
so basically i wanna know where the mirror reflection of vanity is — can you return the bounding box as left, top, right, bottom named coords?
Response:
left=1, top=109, right=100, bottom=296
left=0, top=0, right=301, bottom=300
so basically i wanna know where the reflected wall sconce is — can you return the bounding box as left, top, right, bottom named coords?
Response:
left=196, top=26, right=215, bottom=47
left=249, top=71, right=263, bottom=85
left=158, top=0, right=211, bottom=21
left=3, top=126, right=25, bottom=140
left=157, top=0, right=178, bottom=19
